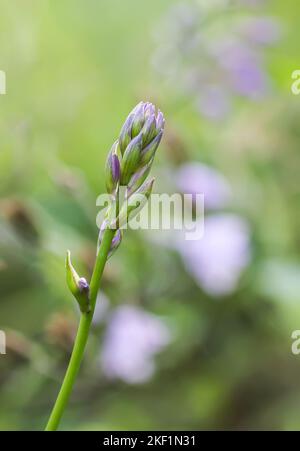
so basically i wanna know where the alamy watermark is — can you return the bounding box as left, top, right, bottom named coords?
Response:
left=0, top=70, right=6, bottom=94
left=291, top=70, right=300, bottom=95
left=0, top=330, right=6, bottom=355
left=96, top=189, right=205, bottom=241
left=291, top=330, right=300, bottom=355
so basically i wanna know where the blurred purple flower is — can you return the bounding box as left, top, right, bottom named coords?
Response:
left=153, top=2, right=280, bottom=120
left=177, top=214, right=251, bottom=296
left=196, top=85, right=231, bottom=120
left=240, top=17, right=281, bottom=45
left=177, top=162, right=231, bottom=210
left=215, top=41, right=268, bottom=99
left=101, top=306, right=171, bottom=384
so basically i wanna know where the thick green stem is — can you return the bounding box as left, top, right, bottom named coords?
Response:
left=45, top=227, right=115, bottom=431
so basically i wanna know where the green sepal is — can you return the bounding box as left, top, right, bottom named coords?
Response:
left=66, top=250, right=90, bottom=313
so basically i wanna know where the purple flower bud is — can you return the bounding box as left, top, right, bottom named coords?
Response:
left=126, top=161, right=153, bottom=198
left=141, top=114, right=157, bottom=146
left=137, top=177, right=155, bottom=200
left=120, top=102, right=164, bottom=146
left=78, top=277, right=89, bottom=293
left=66, top=250, right=90, bottom=312
left=140, top=130, right=163, bottom=166
left=113, top=102, right=164, bottom=195
left=144, top=102, right=156, bottom=118
left=131, top=101, right=143, bottom=114
left=119, top=113, right=135, bottom=154
left=131, top=102, right=147, bottom=137
left=120, top=133, right=143, bottom=185
left=156, top=110, right=165, bottom=130
left=98, top=224, right=122, bottom=259
left=111, top=154, right=120, bottom=183
left=108, top=229, right=122, bottom=258
left=105, top=142, right=120, bottom=194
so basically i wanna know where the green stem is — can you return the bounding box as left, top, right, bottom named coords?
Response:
left=45, top=227, right=115, bottom=431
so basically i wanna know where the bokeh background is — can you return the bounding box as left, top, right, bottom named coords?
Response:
left=0, top=0, right=300, bottom=431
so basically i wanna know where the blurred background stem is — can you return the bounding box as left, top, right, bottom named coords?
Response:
left=45, top=228, right=115, bottom=431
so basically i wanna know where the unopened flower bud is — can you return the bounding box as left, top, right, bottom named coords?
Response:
left=78, top=277, right=89, bottom=292
left=140, top=131, right=163, bottom=166
left=156, top=110, right=165, bottom=130
left=118, top=102, right=165, bottom=164
left=131, top=102, right=147, bottom=137
left=119, top=114, right=135, bottom=155
left=135, top=177, right=155, bottom=199
left=120, top=133, right=143, bottom=185
left=144, top=102, right=156, bottom=118
left=105, top=142, right=121, bottom=194
left=109, top=102, right=164, bottom=208
left=108, top=229, right=122, bottom=258
left=126, top=160, right=153, bottom=198
left=97, top=222, right=122, bottom=258
left=66, top=250, right=90, bottom=313
left=141, top=114, right=158, bottom=146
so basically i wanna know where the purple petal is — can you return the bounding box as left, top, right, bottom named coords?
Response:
left=176, top=214, right=251, bottom=296
left=177, top=162, right=231, bottom=209
left=111, top=154, right=120, bottom=183
left=100, top=306, right=171, bottom=384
